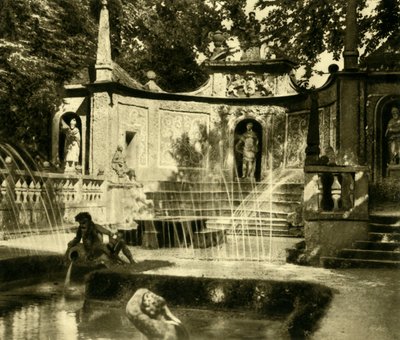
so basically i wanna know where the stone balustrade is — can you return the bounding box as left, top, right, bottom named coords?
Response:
left=0, top=170, right=106, bottom=205
left=303, top=165, right=370, bottom=260
left=0, top=167, right=107, bottom=235
left=304, top=165, right=369, bottom=220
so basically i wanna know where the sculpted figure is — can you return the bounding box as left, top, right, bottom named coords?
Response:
left=244, top=74, right=257, bottom=97
left=60, top=117, right=80, bottom=169
left=257, top=73, right=274, bottom=96
left=112, top=145, right=130, bottom=177
left=385, top=106, right=400, bottom=165
left=225, top=36, right=243, bottom=61
left=226, top=74, right=244, bottom=97
left=65, top=212, right=136, bottom=265
left=126, top=288, right=189, bottom=340
left=235, top=122, right=259, bottom=178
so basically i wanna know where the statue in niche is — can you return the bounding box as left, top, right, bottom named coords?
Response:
left=60, top=117, right=80, bottom=171
left=235, top=122, right=259, bottom=178
left=126, top=288, right=189, bottom=340
left=385, top=106, right=400, bottom=165
left=112, top=145, right=130, bottom=178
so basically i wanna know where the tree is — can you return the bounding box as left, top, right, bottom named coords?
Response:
left=112, top=0, right=248, bottom=92
left=0, top=0, right=97, bottom=157
left=0, top=0, right=248, bottom=156
left=255, top=0, right=400, bottom=78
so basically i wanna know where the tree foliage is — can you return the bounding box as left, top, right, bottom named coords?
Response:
left=0, top=0, right=247, bottom=156
left=113, top=0, right=247, bottom=92
left=255, top=0, right=400, bottom=78
left=0, top=0, right=97, bottom=157
left=1, top=0, right=398, bottom=158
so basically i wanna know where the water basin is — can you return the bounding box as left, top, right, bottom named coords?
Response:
left=0, top=282, right=290, bottom=339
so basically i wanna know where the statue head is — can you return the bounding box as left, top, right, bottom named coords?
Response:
left=246, top=122, right=253, bottom=130
left=117, top=145, right=123, bottom=151
left=391, top=106, right=400, bottom=118
left=141, top=291, right=166, bottom=318
left=75, top=212, right=92, bottom=230
left=70, top=118, right=77, bottom=128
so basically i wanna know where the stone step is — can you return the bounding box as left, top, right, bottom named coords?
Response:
left=207, top=217, right=288, bottom=229
left=368, top=232, right=400, bottom=242
left=151, top=196, right=301, bottom=206
left=154, top=207, right=291, bottom=217
left=353, top=241, right=400, bottom=251
left=192, top=229, right=227, bottom=248
left=369, top=223, right=400, bottom=233
left=153, top=202, right=300, bottom=215
left=339, top=249, right=400, bottom=261
left=321, top=256, right=400, bottom=269
left=228, top=229, right=292, bottom=237
left=369, top=214, right=400, bottom=225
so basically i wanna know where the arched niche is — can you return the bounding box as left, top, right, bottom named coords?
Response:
left=233, top=118, right=264, bottom=181
left=59, top=112, right=82, bottom=164
left=374, top=95, right=400, bottom=180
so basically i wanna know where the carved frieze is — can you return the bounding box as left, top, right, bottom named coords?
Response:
left=225, top=73, right=295, bottom=98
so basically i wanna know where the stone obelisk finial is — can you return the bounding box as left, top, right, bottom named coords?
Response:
left=343, top=0, right=359, bottom=71
left=95, top=0, right=113, bottom=82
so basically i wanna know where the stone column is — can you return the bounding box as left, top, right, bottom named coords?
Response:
left=338, top=0, right=360, bottom=165
left=343, top=0, right=359, bottom=71
left=90, top=92, right=112, bottom=175
left=305, top=91, right=320, bottom=165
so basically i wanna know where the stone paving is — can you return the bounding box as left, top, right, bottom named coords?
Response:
left=0, top=233, right=399, bottom=340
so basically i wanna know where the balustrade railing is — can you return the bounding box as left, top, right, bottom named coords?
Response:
left=0, top=168, right=106, bottom=206
left=304, top=165, right=369, bottom=220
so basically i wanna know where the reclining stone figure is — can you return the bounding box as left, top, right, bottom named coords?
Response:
left=126, top=288, right=189, bottom=340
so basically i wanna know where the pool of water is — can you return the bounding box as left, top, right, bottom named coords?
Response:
left=0, top=282, right=289, bottom=339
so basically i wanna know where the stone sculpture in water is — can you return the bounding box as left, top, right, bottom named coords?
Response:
left=126, top=288, right=189, bottom=340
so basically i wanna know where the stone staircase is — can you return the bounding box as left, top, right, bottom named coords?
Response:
left=322, top=214, right=400, bottom=268
left=145, top=178, right=303, bottom=240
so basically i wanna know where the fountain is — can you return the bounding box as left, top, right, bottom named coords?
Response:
left=0, top=142, right=335, bottom=339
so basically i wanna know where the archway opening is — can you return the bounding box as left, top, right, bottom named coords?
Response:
left=234, top=119, right=263, bottom=181
left=381, top=100, right=400, bottom=178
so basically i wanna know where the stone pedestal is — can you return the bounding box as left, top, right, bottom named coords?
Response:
left=141, top=220, right=159, bottom=249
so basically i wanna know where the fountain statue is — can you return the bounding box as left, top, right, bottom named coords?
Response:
left=65, top=212, right=136, bottom=265
left=235, top=122, right=259, bottom=178
left=60, top=117, right=81, bottom=172
left=385, top=106, right=400, bottom=165
left=126, top=288, right=189, bottom=340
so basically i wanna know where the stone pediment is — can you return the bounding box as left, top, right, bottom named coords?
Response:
left=197, top=59, right=299, bottom=98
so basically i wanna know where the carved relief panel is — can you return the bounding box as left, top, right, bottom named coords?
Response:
left=158, top=110, right=209, bottom=168
left=285, top=112, right=309, bottom=168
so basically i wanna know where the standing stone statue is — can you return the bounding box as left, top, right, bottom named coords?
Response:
left=386, top=106, right=400, bottom=165
left=235, top=122, right=259, bottom=178
left=60, top=117, right=80, bottom=171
